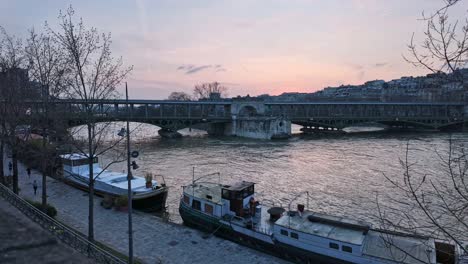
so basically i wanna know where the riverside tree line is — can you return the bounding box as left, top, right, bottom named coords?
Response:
left=0, top=6, right=131, bottom=242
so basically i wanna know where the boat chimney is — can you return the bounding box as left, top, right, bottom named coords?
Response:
left=297, top=204, right=305, bottom=216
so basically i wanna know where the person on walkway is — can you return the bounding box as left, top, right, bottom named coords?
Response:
left=27, top=167, right=31, bottom=178
left=33, top=180, right=38, bottom=195
left=8, top=162, right=12, bottom=175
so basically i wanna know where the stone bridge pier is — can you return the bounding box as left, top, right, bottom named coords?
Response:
left=208, top=101, right=291, bottom=139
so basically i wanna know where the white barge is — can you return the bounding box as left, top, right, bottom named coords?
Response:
left=59, top=153, right=168, bottom=212
left=179, top=181, right=468, bottom=264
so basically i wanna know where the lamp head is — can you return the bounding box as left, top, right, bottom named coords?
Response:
left=118, top=127, right=126, bottom=137
left=131, top=161, right=139, bottom=170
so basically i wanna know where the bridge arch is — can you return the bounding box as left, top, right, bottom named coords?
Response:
left=232, top=102, right=265, bottom=117
left=238, top=105, right=258, bottom=117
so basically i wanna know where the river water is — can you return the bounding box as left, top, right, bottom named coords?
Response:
left=97, top=123, right=467, bottom=225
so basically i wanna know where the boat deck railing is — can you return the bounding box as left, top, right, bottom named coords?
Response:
left=0, top=183, right=126, bottom=264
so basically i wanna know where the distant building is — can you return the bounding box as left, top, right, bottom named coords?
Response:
left=0, top=68, right=42, bottom=99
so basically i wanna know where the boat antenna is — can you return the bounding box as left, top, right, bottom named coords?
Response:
left=192, top=166, right=195, bottom=197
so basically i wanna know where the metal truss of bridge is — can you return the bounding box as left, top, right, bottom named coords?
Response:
left=25, top=99, right=467, bottom=139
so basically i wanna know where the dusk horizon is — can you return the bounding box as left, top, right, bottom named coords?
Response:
left=2, top=1, right=465, bottom=99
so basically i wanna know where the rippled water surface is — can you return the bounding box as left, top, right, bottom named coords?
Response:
left=101, top=123, right=468, bottom=224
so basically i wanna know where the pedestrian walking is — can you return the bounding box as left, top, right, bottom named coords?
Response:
left=8, top=161, right=12, bottom=175
left=27, top=167, right=31, bottom=178
left=33, top=180, right=38, bottom=195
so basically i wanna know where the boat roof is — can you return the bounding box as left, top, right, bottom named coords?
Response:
left=61, top=156, right=160, bottom=191
left=183, top=182, right=223, bottom=205
left=362, top=230, right=435, bottom=264
left=222, top=181, right=254, bottom=191
left=275, top=210, right=370, bottom=245
left=60, top=153, right=94, bottom=160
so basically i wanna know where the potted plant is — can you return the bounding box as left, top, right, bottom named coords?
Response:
left=145, top=172, right=153, bottom=188
left=114, top=195, right=128, bottom=212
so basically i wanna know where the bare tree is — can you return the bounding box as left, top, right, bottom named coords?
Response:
left=374, top=2, right=468, bottom=261
left=377, top=140, right=468, bottom=259
left=193, top=82, right=227, bottom=100
left=0, top=27, right=31, bottom=194
left=404, top=1, right=468, bottom=75
left=25, top=27, right=67, bottom=209
left=48, top=6, right=132, bottom=241
left=168, top=91, right=192, bottom=101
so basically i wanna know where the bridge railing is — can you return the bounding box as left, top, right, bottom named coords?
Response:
left=266, top=103, right=465, bottom=120
left=0, top=183, right=126, bottom=264
left=44, top=102, right=232, bottom=121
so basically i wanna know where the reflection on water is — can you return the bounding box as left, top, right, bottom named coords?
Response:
left=95, top=122, right=467, bottom=225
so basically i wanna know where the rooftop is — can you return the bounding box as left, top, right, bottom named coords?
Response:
left=60, top=153, right=94, bottom=160
left=222, top=181, right=254, bottom=191
left=275, top=210, right=370, bottom=245
left=362, top=230, right=435, bottom=264
left=183, top=182, right=223, bottom=205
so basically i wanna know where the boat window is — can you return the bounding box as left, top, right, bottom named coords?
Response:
left=71, top=158, right=97, bottom=167
left=204, top=204, right=213, bottom=215
left=342, top=245, right=352, bottom=253
left=280, top=229, right=288, bottom=236
left=329, top=242, right=339, bottom=250
left=62, top=159, right=72, bottom=166
left=183, top=195, right=190, bottom=205
left=290, top=232, right=299, bottom=239
left=243, top=190, right=249, bottom=198
left=192, top=199, right=201, bottom=211
left=110, top=177, right=128, bottom=183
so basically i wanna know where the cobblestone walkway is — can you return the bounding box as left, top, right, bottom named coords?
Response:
left=3, top=158, right=287, bottom=264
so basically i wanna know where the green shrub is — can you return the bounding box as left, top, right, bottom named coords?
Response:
left=114, top=195, right=128, bottom=208
left=25, top=199, right=58, bottom=218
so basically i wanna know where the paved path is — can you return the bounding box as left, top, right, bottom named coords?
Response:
left=3, top=158, right=287, bottom=264
left=0, top=197, right=91, bottom=264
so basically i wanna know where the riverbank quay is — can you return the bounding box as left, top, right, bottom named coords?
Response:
left=4, top=157, right=287, bottom=264
left=0, top=196, right=92, bottom=263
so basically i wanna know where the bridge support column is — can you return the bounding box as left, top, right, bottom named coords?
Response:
left=207, top=123, right=230, bottom=136
left=158, top=128, right=182, bottom=138
left=228, top=117, right=291, bottom=139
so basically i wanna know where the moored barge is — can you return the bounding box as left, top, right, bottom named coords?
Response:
left=179, top=180, right=467, bottom=264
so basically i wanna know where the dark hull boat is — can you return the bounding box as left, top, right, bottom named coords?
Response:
left=179, top=180, right=468, bottom=264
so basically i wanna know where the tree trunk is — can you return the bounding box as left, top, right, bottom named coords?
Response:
left=0, top=139, right=4, bottom=185
left=87, top=123, right=94, bottom=242
left=41, top=126, right=47, bottom=210
left=42, top=92, right=48, bottom=210
left=12, top=147, right=18, bottom=194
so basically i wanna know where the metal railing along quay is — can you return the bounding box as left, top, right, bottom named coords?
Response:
left=0, top=183, right=126, bottom=264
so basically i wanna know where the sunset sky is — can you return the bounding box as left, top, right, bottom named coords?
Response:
left=1, top=0, right=467, bottom=99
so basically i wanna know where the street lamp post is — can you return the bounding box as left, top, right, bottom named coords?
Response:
left=125, top=83, right=133, bottom=264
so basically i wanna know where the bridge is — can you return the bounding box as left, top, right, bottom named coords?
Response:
left=26, top=99, right=467, bottom=139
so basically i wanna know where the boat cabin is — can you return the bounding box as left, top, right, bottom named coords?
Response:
left=181, top=181, right=256, bottom=218
left=60, top=154, right=101, bottom=177
left=221, top=181, right=255, bottom=217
